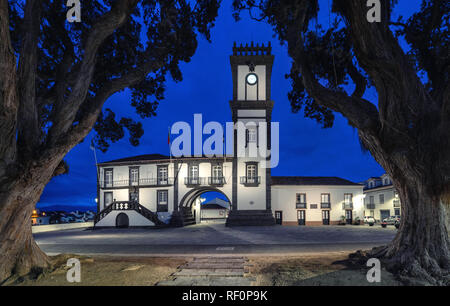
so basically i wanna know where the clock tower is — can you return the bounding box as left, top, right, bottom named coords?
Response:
left=226, top=42, right=276, bottom=226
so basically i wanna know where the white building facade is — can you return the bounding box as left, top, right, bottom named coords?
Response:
left=362, top=174, right=401, bottom=222
left=94, top=42, right=364, bottom=228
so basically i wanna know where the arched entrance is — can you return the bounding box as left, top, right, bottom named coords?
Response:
left=179, top=187, right=232, bottom=225
left=115, top=213, right=129, bottom=228
left=179, top=186, right=232, bottom=210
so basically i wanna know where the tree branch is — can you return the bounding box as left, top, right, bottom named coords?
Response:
left=52, top=57, right=161, bottom=151
left=48, top=0, right=139, bottom=145
left=287, top=28, right=380, bottom=134
left=17, top=0, right=42, bottom=158
left=333, top=0, right=439, bottom=126
left=0, top=0, right=19, bottom=173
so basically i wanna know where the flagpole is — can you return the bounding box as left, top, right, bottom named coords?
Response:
left=90, top=139, right=100, bottom=215
left=91, top=139, right=100, bottom=182
left=168, top=126, right=172, bottom=163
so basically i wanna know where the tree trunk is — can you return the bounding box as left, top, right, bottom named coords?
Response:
left=372, top=177, right=450, bottom=285
left=0, top=162, right=60, bottom=283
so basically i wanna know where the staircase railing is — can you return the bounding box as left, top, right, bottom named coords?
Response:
left=94, top=201, right=166, bottom=226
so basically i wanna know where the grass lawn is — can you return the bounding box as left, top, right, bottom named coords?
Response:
left=6, top=251, right=402, bottom=286
left=249, top=251, right=401, bottom=286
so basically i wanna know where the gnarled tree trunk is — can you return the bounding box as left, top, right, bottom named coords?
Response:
left=0, top=158, right=63, bottom=283
left=388, top=183, right=449, bottom=284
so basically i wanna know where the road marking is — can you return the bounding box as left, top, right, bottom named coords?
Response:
left=216, top=246, right=235, bottom=251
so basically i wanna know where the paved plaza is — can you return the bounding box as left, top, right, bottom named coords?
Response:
left=34, top=222, right=397, bottom=256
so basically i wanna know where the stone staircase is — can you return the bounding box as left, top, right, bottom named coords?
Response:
left=226, top=209, right=276, bottom=226
left=157, top=256, right=254, bottom=286
left=94, top=201, right=166, bottom=227
left=182, top=208, right=196, bottom=226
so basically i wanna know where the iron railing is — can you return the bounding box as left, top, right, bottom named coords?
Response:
left=99, top=177, right=174, bottom=188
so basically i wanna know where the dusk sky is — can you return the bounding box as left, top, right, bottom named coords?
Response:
left=37, top=0, right=422, bottom=210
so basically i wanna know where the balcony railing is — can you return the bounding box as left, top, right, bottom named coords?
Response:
left=184, top=177, right=207, bottom=186
left=393, top=200, right=400, bottom=207
left=342, top=203, right=353, bottom=210
left=99, top=177, right=174, bottom=188
left=208, top=176, right=226, bottom=185
left=320, top=202, right=331, bottom=209
left=366, top=203, right=376, bottom=209
left=296, top=202, right=307, bottom=209
left=240, top=176, right=261, bottom=186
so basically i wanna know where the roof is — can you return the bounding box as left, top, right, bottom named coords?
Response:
left=271, top=176, right=362, bottom=186
left=100, top=154, right=169, bottom=164
left=98, top=153, right=232, bottom=165
left=202, top=203, right=229, bottom=210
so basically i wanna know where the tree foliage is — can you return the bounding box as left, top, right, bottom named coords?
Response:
left=6, top=0, right=219, bottom=154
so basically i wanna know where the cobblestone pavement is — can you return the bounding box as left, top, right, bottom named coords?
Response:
left=35, top=222, right=397, bottom=256
left=156, top=256, right=254, bottom=286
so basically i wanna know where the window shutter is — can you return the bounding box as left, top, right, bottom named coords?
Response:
left=245, top=129, right=249, bottom=147
left=256, top=125, right=259, bottom=147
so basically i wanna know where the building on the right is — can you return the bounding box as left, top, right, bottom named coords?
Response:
left=362, top=173, right=401, bottom=222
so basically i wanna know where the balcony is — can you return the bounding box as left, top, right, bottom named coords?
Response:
left=184, top=177, right=207, bottom=186
left=320, top=202, right=331, bottom=209
left=208, top=176, right=226, bottom=186
left=240, top=176, right=261, bottom=186
left=296, top=202, right=307, bottom=209
left=342, top=203, right=353, bottom=210
left=366, top=203, right=376, bottom=209
left=393, top=200, right=400, bottom=207
left=99, top=177, right=174, bottom=188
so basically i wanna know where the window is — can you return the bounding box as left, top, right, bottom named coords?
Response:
left=248, top=128, right=257, bottom=143
left=129, top=189, right=139, bottom=202
left=246, top=164, right=257, bottom=183
left=157, top=190, right=168, bottom=212
left=379, top=194, right=384, bottom=204
left=211, top=164, right=223, bottom=184
left=384, top=178, right=389, bottom=185
left=296, top=193, right=306, bottom=204
left=158, top=165, right=168, bottom=184
left=344, top=193, right=353, bottom=204
left=296, top=193, right=306, bottom=208
left=104, top=169, right=113, bottom=187
left=321, top=193, right=330, bottom=203
left=130, top=168, right=139, bottom=185
left=212, top=165, right=222, bottom=178
left=369, top=196, right=374, bottom=204
left=104, top=192, right=113, bottom=208
left=189, top=165, right=199, bottom=178
left=247, top=164, right=256, bottom=178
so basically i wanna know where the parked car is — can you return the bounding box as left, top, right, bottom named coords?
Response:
left=381, top=216, right=401, bottom=228
left=364, top=216, right=375, bottom=226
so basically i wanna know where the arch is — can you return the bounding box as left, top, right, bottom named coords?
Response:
left=179, top=186, right=232, bottom=210
left=115, top=212, right=129, bottom=228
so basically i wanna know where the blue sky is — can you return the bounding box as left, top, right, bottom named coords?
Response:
left=37, top=0, right=422, bottom=209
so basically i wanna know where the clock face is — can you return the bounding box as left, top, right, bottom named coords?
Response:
left=246, top=73, right=258, bottom=85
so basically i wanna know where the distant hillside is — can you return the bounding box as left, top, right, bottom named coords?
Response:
left=36, top=204, right=96, bottom=213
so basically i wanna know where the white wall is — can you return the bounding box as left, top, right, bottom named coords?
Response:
left=237, top=65, right=266, bottom=101
left=271, top=185, right=364, bottom=225
left=32, top=222, right=93, bottom=233
left=364, top=186, right=401, bottom=221
left=95, top=210, right=155, bottom=227
left=201, top=209, right=228, bottom=219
